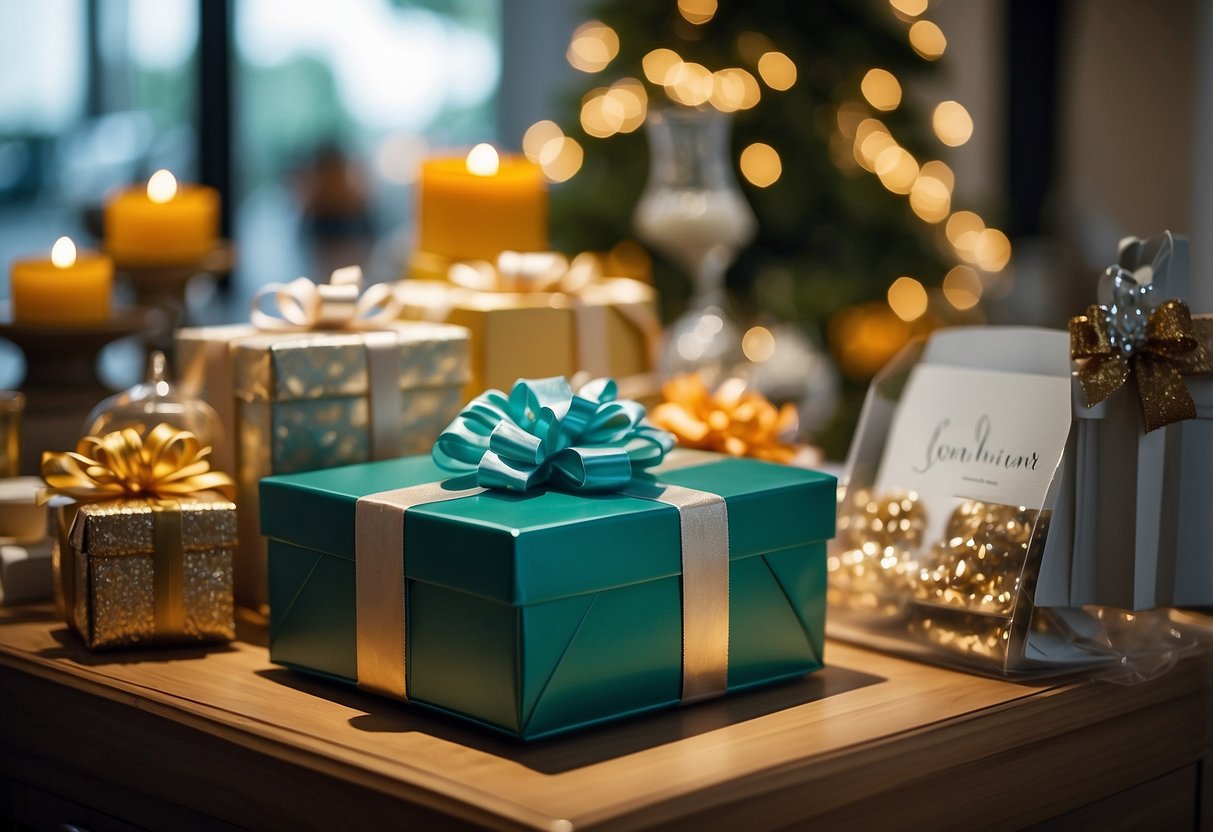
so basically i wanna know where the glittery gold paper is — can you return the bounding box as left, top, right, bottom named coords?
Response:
left=67, top=497, right=236, bottom=649
left=175, top=321, right=471, bottom=610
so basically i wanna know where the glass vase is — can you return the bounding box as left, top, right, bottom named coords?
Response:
left=633, top=106, right=757, bottom=383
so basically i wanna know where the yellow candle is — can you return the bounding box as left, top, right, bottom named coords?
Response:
left=417, top=144, right=548, bottom=266
left=10, top=237, right=113, bottom=326
left=104, top=170, right=220, bottom=266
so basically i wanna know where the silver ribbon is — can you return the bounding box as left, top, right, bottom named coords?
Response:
left=355, top=481, right=486, bottom=699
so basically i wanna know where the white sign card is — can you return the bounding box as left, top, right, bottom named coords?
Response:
left=875, top=364, right=1072, bottom=511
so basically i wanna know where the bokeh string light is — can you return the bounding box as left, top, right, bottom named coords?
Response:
left=534, top=0, right=1010, bottom=372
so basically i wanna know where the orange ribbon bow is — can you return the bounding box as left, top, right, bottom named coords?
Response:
left=650, top=373, right=812, bottom=464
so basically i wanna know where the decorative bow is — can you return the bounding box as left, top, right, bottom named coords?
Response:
left=447, top=251, right=603, bottom=294
left=432, top=377, right=675, bottom=492
left=251, top=265, right=401, bottom=330
left=1070, top=266, right=1213, bottom=432
left=650, top=373, right=811, bottom=464
left=41, top=423, right=235, bottom=503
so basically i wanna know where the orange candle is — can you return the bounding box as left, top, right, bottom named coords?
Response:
left=10, top=237, right=113, bottom=326
left=417, top=144, right=547, bottom=266
left=104, top=170, right=220, bottom=266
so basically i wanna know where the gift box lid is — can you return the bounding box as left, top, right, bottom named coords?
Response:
left=177, top=321, right=470, bottom=403
left=70, top=496, right=237, bottom=557
left=261, top=454, right=835, bottom=606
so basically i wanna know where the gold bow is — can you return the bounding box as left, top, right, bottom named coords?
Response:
left=41, top=423, right=235, bottom=503
left=1070, top=300, right=1213, bottom=432
left=650, top=373, right=812, bottom=464
left=251, top=265, right=401, bottom=330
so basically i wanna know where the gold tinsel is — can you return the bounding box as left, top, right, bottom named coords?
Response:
left=828, top=489, right=926, bottom=612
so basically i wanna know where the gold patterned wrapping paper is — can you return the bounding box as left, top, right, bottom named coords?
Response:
left=176, top=321, right=470, bottom=610
left=58, top=496, right=236, bottom=649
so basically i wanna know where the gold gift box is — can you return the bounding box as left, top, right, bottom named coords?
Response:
left=395, top=278, right=656, bottom=399
left=175, top=321, right=470, bottom=610
left=52, top=496, right=236, bottom=650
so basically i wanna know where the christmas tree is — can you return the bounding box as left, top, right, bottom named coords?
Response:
left=525, top=0, right=1007, bottom=454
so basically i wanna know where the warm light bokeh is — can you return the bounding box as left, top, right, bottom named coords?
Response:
left=861, top=68, right=902, bottom=111
left=889, top=0, right=929, bottom=16
left=829, top=302, right=914, bottom=379
left=875, top=146, right=919, bottom=194
left=665, top=61, right=714, bottom=107
left=943, top=265, right=983, bottom=309
left=742, top=325, right=776, bottom=363
left=537, top=136, right=583, bottom=183
left=567, top=20, right=620, bottom=73
left=740, top=143, right=782, bottom=187
left=933, top=100, right=974, bottom=146
left=643, top=48, right=682, bottom=85
left=678, top=0, right=718, bottom=25
left=709, top=67, right=760, bottom=112
left=909, top=20, right=947, bottom=60
left=887, top=276, right=928, bottom=321
left=523, top=120, right=564, bottom=162
left=757, top=51, right=797, bottom=91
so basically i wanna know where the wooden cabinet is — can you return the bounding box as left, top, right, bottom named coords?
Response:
left=0, top=605, right=1209, bottom=830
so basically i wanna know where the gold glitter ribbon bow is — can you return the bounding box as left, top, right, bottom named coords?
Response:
left=250, top=264, right=402, bottom=331
left=650, top=373, right=803, bottom=463
left=41, top=424, right=235, bottom=640
left=40, top=423, right=235, bottom=503
left=1070, top=299, right=1213, bottom=433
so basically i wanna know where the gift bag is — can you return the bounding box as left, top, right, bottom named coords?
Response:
left=1049, top=232, right=1213, bottom=610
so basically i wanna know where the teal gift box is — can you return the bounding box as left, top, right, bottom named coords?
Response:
left=262, top=452, right=834, bottom=740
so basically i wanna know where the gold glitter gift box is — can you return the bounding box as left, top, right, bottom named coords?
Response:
left=55, top=496, right=236, bottom=649
left=42, top=424, right=238, bottom=650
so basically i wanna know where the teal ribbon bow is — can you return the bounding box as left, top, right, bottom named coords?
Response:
left=432, top=377, right=676, bottom=492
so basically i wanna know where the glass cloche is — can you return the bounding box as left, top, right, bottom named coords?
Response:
left=84, top=351, right=225, bottom=454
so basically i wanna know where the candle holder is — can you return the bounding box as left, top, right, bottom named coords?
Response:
left=0, top=308, right=149, bottom=474
left=114, top=241, right=236, bottom=350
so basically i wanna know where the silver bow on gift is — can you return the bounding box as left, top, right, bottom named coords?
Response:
left=251, top=265, right=402, bottom=330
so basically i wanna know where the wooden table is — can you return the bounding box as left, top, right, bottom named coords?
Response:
left=0, top=604, right=1209, bottom=831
